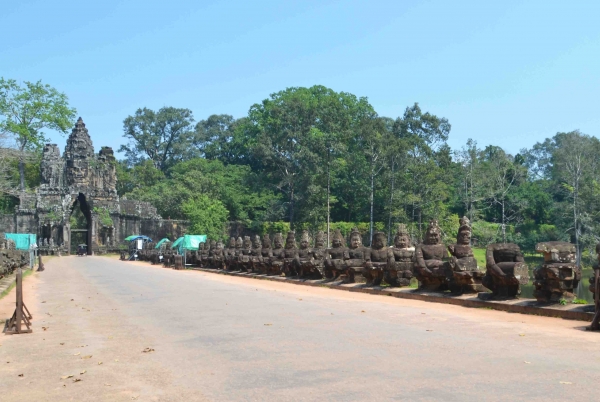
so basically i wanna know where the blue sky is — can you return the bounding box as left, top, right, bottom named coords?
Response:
left=2, top=0, right=599, bottom=156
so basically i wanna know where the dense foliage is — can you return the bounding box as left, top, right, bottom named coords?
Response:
left=2, top=82, right=599, bottom=264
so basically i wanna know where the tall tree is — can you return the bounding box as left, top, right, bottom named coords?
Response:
left=119, top=107, right=195, bottom=172
left=0, top=78, right=76, bottom=190
left=243, top=85, right=376, bottom=229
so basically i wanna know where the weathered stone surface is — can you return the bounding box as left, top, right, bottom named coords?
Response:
left=414, top=220, right=449, bottom=291
left=324, top=229, right=348, bottom=280
left=533, top=241, right=580, bottom=303
left=11, top=118, right=185, bottom=254
left=446, top=217, right=485, bottom=294
left=364, top=231, right=391, bottom=286
left=481, top=243, right=529, bottom=299
left=344, top=227, right=368, bottom=283
left=387, top=224, right=414, bottom=287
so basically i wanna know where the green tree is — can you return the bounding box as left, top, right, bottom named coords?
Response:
left=182, top=195, right=229, bottom=240
left=119, top=107, right=195, bottom=172
left=0, top=78, right=76, bottom=190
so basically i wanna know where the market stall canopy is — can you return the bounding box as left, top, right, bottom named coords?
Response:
left=154, top=238, right=171, bottom=249
left=124, top=235, right=153, bottom=242
left=172, top=235, right=207, bottom=253
left=4, top=233, right=37, bottom=250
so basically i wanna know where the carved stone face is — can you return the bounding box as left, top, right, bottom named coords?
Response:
left=395, top=234, right=410, bottom=249
left=199, top=243, right=205, bottom=250
left=457, top=229, right=471, bottom=245
left=350, top=235, right=362, bottom=249
left=315, top=239, right=325, bottom=248
left=426, top=230, right=441, bottom=245
left=300, top=240, right=309, bottom=249
left=332, top=238, right=341, bottom=248
left=243, top=238, right=251, bottom=248
left=216, top=242, right=223, bottom=250
left=372, top=234, right=385, bottom=250
left=252, top=237, right=261, bottom=248
left=274, top=238, right=283, bottom=249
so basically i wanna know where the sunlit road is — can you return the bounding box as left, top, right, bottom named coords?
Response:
left=1, top=256, right=598, bottom=401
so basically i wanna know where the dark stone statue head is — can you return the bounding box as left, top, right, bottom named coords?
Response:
left=273, top=233, right=284, bottom=249
left=332, top=229, right=345, bottom=248
left=394, top=224, right=410, bottom=249
left=209, top=239, right=216, bottom=250
left=285, top=231, right=296, bottom=249
left=457, top=216, right=472, bottom=245
left=424, top=220, right=442, bottom=245
left=371, top=231, right=386, bottom=250
left=300, top=230, right=310, bottom=249
left=199, top=242, right=205, bottom=251
left=228, top=237, right=235, bottom=248
left=252, top=235, right=261, bottom=249
left=235, top=237, right=243, bottom=249
left=349, top=227, right=362, bottom=249
left=315, top=231, right=325, bottom=249
left=243, top=236, right=251, bottom=249
left=216, top=241, right=223, bottom=250
left=262, top=234, right=272, bottom=249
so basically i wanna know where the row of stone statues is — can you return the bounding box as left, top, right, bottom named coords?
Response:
left=0, top=235, right=30, bottom=280
left=136, top=217, right=587, bottom=304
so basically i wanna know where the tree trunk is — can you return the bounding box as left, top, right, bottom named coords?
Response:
left=370, top=172, right=374, bottom=246
left=388, top=161, right=395, bottom=243
left=327, top=161, right=331, bottom=248
left=289, top=185, right=295, bottom=230
left=18, top=157, right=25, bottom=192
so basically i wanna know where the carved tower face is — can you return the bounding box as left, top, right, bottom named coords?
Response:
left=64, top=118, right=95, bottom=187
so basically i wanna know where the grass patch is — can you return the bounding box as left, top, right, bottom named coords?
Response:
left=572, top=298, right=588, bottom=305
left=0, top=269, right=35, bottom=300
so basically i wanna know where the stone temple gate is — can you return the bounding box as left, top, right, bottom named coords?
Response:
left=2, top=118, right=187, bottom=254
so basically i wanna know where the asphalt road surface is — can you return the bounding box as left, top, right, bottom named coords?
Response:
left=1, top=256, right=599, bottom=401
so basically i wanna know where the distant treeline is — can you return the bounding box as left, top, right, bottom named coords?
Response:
left=3, top=85, right=599, bottom=264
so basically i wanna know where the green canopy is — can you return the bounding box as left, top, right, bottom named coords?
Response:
left=124, top=235, right=139, bottom=241
left=171, top=237, right=184, bottom=249
left=172, top=235, right=207, bottom=254
left=154, top=238, right=171, bottom=249
left=4, top=233, right=37, bottom=250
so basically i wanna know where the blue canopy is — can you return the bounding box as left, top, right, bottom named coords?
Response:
left=124, top=235, right=153, bottom=242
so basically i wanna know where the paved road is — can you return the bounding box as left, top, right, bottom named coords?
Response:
left=1, top=256, right=599, bottom=401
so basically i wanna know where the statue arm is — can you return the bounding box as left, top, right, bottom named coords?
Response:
left=486, top=247, right=505, bottom=277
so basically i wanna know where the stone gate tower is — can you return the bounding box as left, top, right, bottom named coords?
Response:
left=11, top=118, right=186, bottom=254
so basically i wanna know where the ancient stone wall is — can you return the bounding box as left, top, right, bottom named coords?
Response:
left=11, top=117, right=176, bottom=254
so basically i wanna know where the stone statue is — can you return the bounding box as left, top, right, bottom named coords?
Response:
left=257, top=234, right=273, bottom=274
left=49, top=238, right=55, bottom=247
left=414, top=220, right=449, bottom=291
left=325, top=229, right=348, bottom=280
left=364, top=231, right=392, bottom=286
left=296, top=230, right=316, bottom=278
left=270, top=233, right=285, bottom=275
left=197, top=242, right=206, bottom=267
left=481, top=243, right=529, bottom=299
left=282, top=231, right=298, bottom=277
left=250, top=235, right=262, bottom=273
left=311, top=231, right=327, bottom=279
left=345, top=227, right=368, bottom=283
left=232, top=237, right=243, bottom=271
left=224, top=237, right=236, bottom=269
left=387, top=224, right=414, bottom=287
left=446, top=217, right=484, bottom=294
left=240, top=236, right=252, bottom=272
left=212, top=241, right=226, bottom=269
left=533, top=241, right=580, bottom=303
left=207, top=239, right=217, bottom=268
